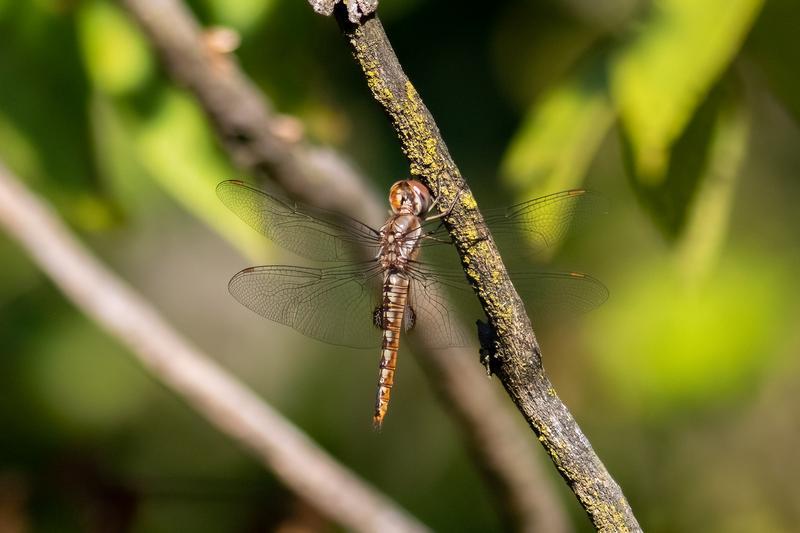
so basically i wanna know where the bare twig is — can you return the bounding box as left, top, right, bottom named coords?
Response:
left=119, top=0, right=573, bottom=530
left=410, top=342, right=571, bottom=533
left=0, top=161, right=427, bottom=533
left=308, top=0, right=378, bottom=23
left=332, top=10, right=641, bottom=532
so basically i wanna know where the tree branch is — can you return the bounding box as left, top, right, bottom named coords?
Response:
left=119, top=0, right=573, bottom=530
left=0, top=161, right=427, bottom=533
left=118, top=0, right=385, bottom=227
left=332, top=10, right=642, bottom=532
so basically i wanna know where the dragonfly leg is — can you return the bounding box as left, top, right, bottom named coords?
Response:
left=477, top=319, right=497, bottom=376
left=420, top=222, right=454, bottom=244
left=425, top=187, right=464, bottom=223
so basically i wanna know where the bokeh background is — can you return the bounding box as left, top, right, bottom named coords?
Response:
left=1, top=0, right=798, bottom=531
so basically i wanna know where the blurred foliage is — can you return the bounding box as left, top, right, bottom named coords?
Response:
left=611, top=0, right=762, bottom=180
left=502, top=54, right=614, bottom=199
left=590, top=250, right=790, bottom=416
left=745, top=0, right=800, bottom=121
left=1, top=0, right=799, bottom=532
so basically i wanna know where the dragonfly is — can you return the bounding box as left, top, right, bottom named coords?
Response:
left=218, top=179, right=607, bottom=428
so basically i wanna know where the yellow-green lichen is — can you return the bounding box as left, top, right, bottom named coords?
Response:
left=460, top=193, right=477, bottom=210
left=461, top=226, right=479, bottom=243
left=398, top=80, right=442, bottom=174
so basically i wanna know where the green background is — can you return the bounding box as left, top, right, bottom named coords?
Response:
left=1, top=0, right=798, bottom=531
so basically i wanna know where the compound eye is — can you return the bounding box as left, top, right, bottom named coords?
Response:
left=407, top=180, right=432, bottom=214
left=388, top=181, right=407, bottom=212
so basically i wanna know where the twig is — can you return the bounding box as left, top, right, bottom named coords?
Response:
left=0, top=161, right=427, bottom=533
left=119, top=0, right=573, bottom=530
left=332, top=10, right=642, bottom=532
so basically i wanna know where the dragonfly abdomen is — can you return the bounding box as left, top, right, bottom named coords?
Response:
left=374, top=271, right=410, bottom=429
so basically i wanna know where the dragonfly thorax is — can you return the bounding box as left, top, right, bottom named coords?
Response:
left=378, top=213, right=424, bottom=271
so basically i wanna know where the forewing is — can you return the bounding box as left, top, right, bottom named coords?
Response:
left=217, top=180, right=380, bottom=262
left=419, top=189, right=607, bottom=256
left=483, top=189, right=607, bottom=254
left=228, top=264, right=383, bottom=348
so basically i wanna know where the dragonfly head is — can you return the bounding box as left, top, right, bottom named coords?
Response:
left=389, top=179, right=432, bottom=216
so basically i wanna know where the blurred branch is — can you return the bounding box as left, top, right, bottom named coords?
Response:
left=411, top=343, right=571, bottom=533
left=331, top=9, right=641, bottom=532
left=118, top=0, right=385, bottom=227
left=0, top=161, right=427, bottom=533
left=119, top=0, right=572, bottom=530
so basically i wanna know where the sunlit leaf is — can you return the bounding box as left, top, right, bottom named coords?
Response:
left=502, top=54, right=614, bottom=199
left=133, top=88, right=267, bottom=261
left=622, top=81, right=724, bottom=240
left=624, top=78, right=749, bottom=250
left=0, top=112, right=47, bottom=184
left=89, top=93, right=155, bottom=211
left=201, top=0, right=276, bottom=34
left=611, top=0, right=763, bottom=180
left=675, top=92, right=749, bottom=283
left=77, top=0, right=153, bottom=95
left=0, top=2, right=120, bottom=229
left=588, top=252, right=790, bottom=417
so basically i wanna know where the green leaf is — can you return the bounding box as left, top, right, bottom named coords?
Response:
left=200, top=0, right=276, bottom=34
left=611, top=0, right=763, bottom=181
left=0, top=112, right=47, bottom=184
left=502, top=54, right=615, bottom=199
left=588, top=251, right=790, bottom=417
left=622, top=80, right=724, bottom=241
left=745, top=0, right=800, bottom=122
left=77, top=0, right=153, bottom=95
left=675, top=91, right=749, bottom=282
left=0, top=3, right=92, bottom=185
left=623, top=77, right=748, bottom=253
left=133, top=88, right=267, bottom=261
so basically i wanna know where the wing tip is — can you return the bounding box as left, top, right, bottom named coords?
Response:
left=216, top=178, right=250, bottom=197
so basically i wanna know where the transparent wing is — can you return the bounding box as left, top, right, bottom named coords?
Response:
left=228, top=264, right=383, bottom=348
left=405, top=272, right=472, bottom=348
left=217, top=180, right=381, bottom=262
left=411, top=264, right=608, bottom=323
left=420, top=189, right=607, bottom=255
left=484, top=189, right=606, bottom=250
